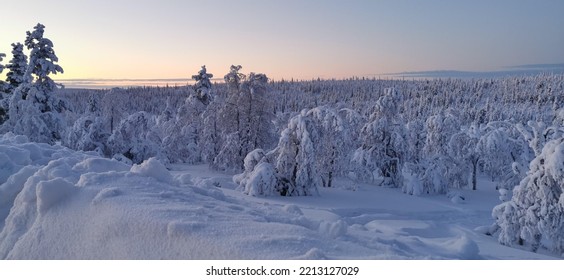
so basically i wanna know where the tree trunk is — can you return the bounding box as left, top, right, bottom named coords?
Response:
left=472, top=159, right=477, bottom=190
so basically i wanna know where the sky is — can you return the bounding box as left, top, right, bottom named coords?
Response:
left=1, top=0, right=563, bottom=82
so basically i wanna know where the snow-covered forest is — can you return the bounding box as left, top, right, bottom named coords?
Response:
left=1, top=24, right=563, bottom=259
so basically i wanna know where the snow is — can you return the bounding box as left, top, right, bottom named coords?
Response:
left=0, top=134, right=558, bottom=259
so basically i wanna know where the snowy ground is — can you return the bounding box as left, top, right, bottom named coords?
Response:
left=0, top=133, right=558, bottom=259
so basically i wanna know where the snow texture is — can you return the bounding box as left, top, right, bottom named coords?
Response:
left=0, top=134, right=558, bottom=259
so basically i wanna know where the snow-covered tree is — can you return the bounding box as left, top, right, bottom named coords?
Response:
left=64, top=115, right=109, bottom=154
left=101, top=88, right=128, bottom=133
left=448, top=129, right=478, bottom=190
left=224, top=65, right=245, bottom=93
left=24, top=23, right=64, bottom=92
left=413, top=110, right=461, bottom=194
left=163, top=93, right=205, bottom=163
left=64, top=93, right=108, bottom=154
left=1, top=24, right=70, bottom=144
left=306, top=106, right=345, bottom=188
left=273, top=111, right=321, bottom=196
left=493, top=136, right=564, bottom=254
left=213, top=70, right=274, bottom=171
left=352, top=88, right=406, bottom=186
left=107, top=111, right=164, bottom=164
left=192, top=65, right=213, bottom=105
left=4, top=43, right=29, bottom=93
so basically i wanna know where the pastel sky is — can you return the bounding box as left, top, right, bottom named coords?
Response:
left=1, top=0, right=563, bottom=81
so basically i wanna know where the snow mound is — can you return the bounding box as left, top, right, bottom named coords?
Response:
left=319, top=219, right=348, bottom=238
left=36, top=178, right=76, bottom=213
left=283, top=204, right=304, bottom=215
left=130, top=157, right=173, bottom=184
left=440, top=235, right=480, bottom=259
left=91, top=187, right=121, bottom=205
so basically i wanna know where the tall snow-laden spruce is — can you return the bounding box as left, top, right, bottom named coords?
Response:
left=2, top=23, right=70, bottom=144
left=5, top=43, right=29, bottom=93
left=24, top=23, right=64, bottom=92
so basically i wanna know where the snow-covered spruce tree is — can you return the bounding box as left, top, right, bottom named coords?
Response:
left=273, top=110, right=321, bottom=196
left=351, top=88, right=406, bottom=186
left=192, top=65, right=213, bottom=105
left=107, top=111, right=164, bottom=164
left=24, top=23, right=64, bottom=92
left=4, top=43, right=29, bottom=93
left=3, top=23, right=69, bottom=144
left=492, top=136, right=564, bottom=254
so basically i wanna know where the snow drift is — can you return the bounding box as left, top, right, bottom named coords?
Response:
left=0, top=134, right=556, bottom=259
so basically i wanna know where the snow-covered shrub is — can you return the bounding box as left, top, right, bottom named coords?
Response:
left=493, top=136, right=564, bottom=254
left=234, top=149, right=289, bottom=196
left=401, top=163, right=423, bottom=196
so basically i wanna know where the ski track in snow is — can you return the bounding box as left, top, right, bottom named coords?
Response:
left=0, top=135, right=558, bottom=259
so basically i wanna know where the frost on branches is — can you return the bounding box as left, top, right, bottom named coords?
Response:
left=493, top=136, right=564, bottom=255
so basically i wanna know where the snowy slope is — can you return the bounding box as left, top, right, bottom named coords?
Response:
left=0, top=134, right=557, bottom=259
